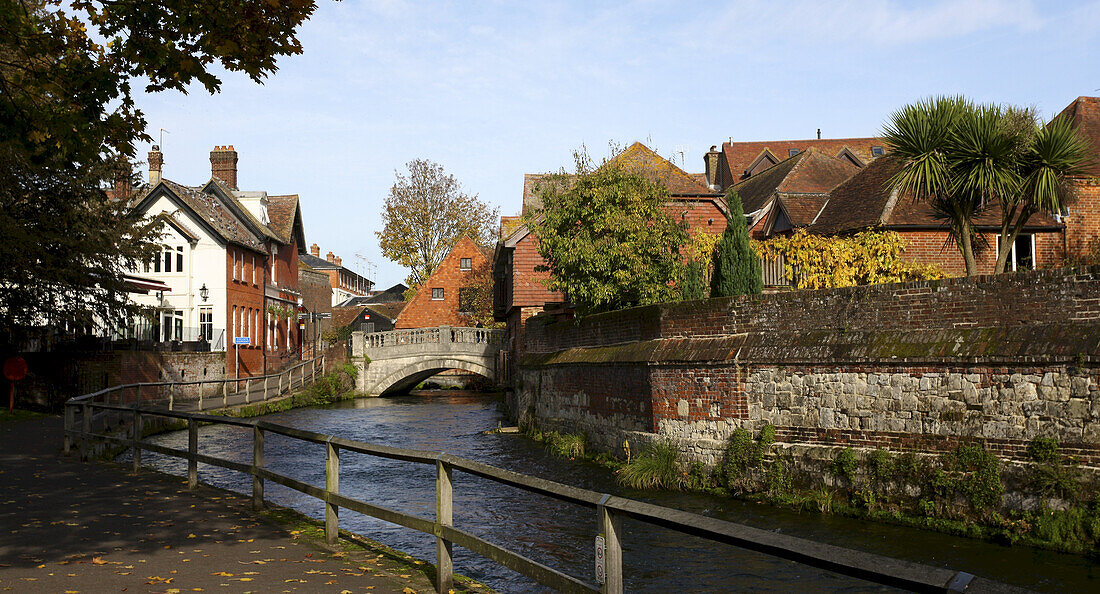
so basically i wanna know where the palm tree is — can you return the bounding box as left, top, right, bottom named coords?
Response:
left=883, top=96, right=1090, bottom=276
left=994, top=115, right=1091, bottom=274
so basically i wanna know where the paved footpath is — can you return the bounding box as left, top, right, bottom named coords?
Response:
left=0, top=415, right=490, bottom=594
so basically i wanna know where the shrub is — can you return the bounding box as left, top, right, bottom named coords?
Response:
left=722, top=425, right=774, bottom=486
left=1026, top=437, right=1082, bottom=500
left=939, top=443, right=1003, bottom=512
left=832, top=448, right=858, bottom=484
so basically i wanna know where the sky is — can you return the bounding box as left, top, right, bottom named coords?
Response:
left=132, top=0, right=1100, bottom=288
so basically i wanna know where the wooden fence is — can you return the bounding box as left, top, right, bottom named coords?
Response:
left=62, top=399, right=991, bottom=594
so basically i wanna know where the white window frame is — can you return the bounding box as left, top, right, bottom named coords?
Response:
left=460, top=257, right=472, bottom=271
left=431, top=288, right=444, bottom=300
left=996, top=234, right=1037, bottom=271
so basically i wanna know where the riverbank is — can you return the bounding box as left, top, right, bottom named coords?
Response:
left=1, top=414, right=494, bottom=593
left=522, top=421, right=1100, bottom=558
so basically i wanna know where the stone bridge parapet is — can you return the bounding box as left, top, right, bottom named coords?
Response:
left=351, top=327, right=503, bottom=396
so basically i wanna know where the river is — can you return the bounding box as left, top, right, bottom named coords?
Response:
left=139, top=390, right=1098, bottom=592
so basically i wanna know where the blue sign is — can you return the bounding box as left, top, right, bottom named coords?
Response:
left=233, top=336, right=251, bottom=345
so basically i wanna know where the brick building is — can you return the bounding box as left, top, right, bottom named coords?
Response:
left=704, top=135, right=886, bottom=191
left=300, top=244, right=374, bottom=306
left=298, top=261, right=332, bottom=358
left=1055, top=96, right=1100, bottom=262
left=493, top=142, right=727, bottom=378
left=129, top=145, right=306, bottom=377
left=396, top=236, right=491, bottom=329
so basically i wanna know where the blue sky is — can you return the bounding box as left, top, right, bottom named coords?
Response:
left=134, top=0, right=1100, bottom=287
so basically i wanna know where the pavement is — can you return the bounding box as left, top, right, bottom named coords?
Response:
left=0, top=414, right=492, bottom=594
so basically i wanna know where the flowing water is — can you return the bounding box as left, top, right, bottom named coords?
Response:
left=140, top=390, right=1098, bottom=592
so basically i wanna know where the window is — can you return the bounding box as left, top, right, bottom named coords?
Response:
left=199, top=307, right=213, bottom=341
left=251, top=255, right=256, bottom=285
left=458, top=287, right=477, bottom=314
left=788, top=148, right=800, bottom=157
left=176, top=246, right=183, bottom=272
left=153, top=254, right=161, bottom=273
left=460, top=257, right=472, bottom=270
left=231, top=250, right=237, bottom=280
left=871, top=146, right=885, bottom=157
left=431, top=288, right=444, bottom=300
left=163, top=247, right=172, bottom=273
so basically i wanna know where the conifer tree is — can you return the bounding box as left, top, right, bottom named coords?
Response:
left=711, top=191, right=762, bottom=298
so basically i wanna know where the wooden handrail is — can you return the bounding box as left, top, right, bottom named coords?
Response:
left=63, top=401, right=981, bottom=594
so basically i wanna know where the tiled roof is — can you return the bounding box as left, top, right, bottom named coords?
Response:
left=729, top=149, right=858, bottom=215
left=606, top=142, right=717, bottom=196
left=364, top=302, right=406, bottom=322
left=1054, top=96, right=1100, bottom=177
left=366, top=283, right=408, bottom=303
left=300, top=253, right=337, bottom=270
left=330, top=306, right=366, bottom=330
left=521, top=173, right=574, bottom=215
left=812, top=156, right=1062, bottom=236
left=206, top=179, right=281, bottom=243
left=777, top=194, right=831, bottom=227
left=723, top=137, right=884, bottom=181
left=160, top=180, right=264, bottom=250
left=267, top=194, right=300, bottom=244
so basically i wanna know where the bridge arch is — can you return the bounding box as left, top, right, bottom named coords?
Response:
left=366, top=357, right=495, bottom=396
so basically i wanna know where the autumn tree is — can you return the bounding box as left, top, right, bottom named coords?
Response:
left=377, top=159, right=499, bottom=286
left=710, top=191, right=762, bottom=298
left=530, top=152, right=688, bottom=315
left=0, top=0, right=317, bottom=344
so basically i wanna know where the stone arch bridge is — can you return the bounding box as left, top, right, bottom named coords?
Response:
left=351, top=326, right=503, bottom=396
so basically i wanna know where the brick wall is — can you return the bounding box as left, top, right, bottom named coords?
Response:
left=515, top=266, right=1100, bottom=465
left=525, top=266, right=1100, bottom=353
left=299, top=265, right=332, bottom=357
left=396, top=236, right=490, bottom=328
left=1065, top=178, right=1100, bottom=262
left=510, top=233, right=563, bottom=308
left=897, top=229, right=1065, bottom=276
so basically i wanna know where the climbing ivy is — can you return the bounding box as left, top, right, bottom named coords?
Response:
left=753, top=229, right=946, bottom=289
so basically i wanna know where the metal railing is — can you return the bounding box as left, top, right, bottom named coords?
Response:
left=62, top=402, right=982, bottom=594
left=62, top=355, right=326, bottom=453
left=364, top=326, right=503, bottom=349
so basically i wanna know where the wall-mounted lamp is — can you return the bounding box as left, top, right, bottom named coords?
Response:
left=199, top=283, right=209, bottom=302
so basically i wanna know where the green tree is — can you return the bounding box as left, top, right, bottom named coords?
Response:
left=0, top=0, right=318, bottom=344
left=376, top=159, right=499, bottom=286
left=530, top=151, right=688, bottom=315
left=882, top=96, right=1090, bottom=275
left=710, top=191, right=762, bottom=297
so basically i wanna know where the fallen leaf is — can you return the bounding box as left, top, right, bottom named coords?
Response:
left=210, top=571, right=234, bottom=577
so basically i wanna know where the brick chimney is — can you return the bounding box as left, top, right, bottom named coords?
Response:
left=334, top=256, right=342, bottom=267
left=326, top=251, right=335, bottom=263
left=210, top=145, right=238, bottom=190
left=310, top=243, right=320, bottom=257
left=704, top=145, right=721, bottom=191
left=148, top=146, right=163, bottom=184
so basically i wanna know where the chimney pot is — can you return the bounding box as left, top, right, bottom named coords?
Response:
left=326, top=251, right=335, bottom=263
left=817, top=128, right=821, bottom=140
left=310, top=243, right=320, bottom=257
left=210, top=145, right=239, bottom=190
left=334, top=256, right=342, bottom=267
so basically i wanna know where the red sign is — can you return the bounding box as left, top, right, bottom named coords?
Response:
left=3, top=357, right=27, bottom=382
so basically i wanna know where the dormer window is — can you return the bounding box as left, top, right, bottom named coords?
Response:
left=460, top=257, right=472, bottom=270
left=871, top=146, right=885, bottom=157
left=788, top=148, right=800, bottom=157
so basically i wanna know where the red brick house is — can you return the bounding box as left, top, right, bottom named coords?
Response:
left=1054, top=96, right=1100, bottom=262
left=808, top=155, right=1064, bottom=275
left=493, top=142, right=727, bottom=375
left=300, top=244, right=373, bottom=306
left=129, top=145, right=306, bottom=377
left=395, top=236, right=491, bottom=329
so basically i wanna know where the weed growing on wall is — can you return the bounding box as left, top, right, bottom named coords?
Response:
left=616, top=440, right=686, bottom=490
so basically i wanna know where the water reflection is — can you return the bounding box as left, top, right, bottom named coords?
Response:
left=137, top=390, right=1098, bottom=592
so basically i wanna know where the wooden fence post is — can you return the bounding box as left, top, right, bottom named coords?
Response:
left=63, top=404, right=74, bottom=455
left=597, top=496, right=623, bottom=594
left=131, top=409, right=142, bottom=473
left=325, top=440, right=339, bottom=544
left=79, top=402, right=91, bottom=461
left=188, top=417, right=198, bottom=489
left=252, top=425, right=264, bottom=510
left=245, top=378, right=251, bottom=404
left=435, top=457, right=454, bottom=593
left=263, top=377, right=269, bottom=400
left=222, top=380, right=228, bottom=407
left=198, top=381, right=204, bottom=410
left=168, top=383, right=174, bottom=411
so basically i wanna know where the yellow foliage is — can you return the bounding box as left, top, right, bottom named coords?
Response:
left=753, top=230, right=945, bottom=289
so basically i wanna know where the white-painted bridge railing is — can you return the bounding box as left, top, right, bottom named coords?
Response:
left=363, top=326, right=503, bottom=349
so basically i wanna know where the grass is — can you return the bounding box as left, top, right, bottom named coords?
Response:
left=616, top=440, right=685, bottom=490
left=0, top=407, right=49, bottom=423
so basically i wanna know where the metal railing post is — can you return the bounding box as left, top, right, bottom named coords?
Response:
left=79, top=402, right=90, bottom=461
left=187, top=417, right=198, bottom=489
left=63, top=404, right=74, bottom=455
left=131, top=409, right=142, bottom=473
left=252, top=425, right=264, bottom=510
left=597, top=496, right=623, bottom=594
left=435, top=457, right=454, bottom=593
left=325, top=440, right=339, bottom=544
left=245, top=378, right=251, bottom=404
